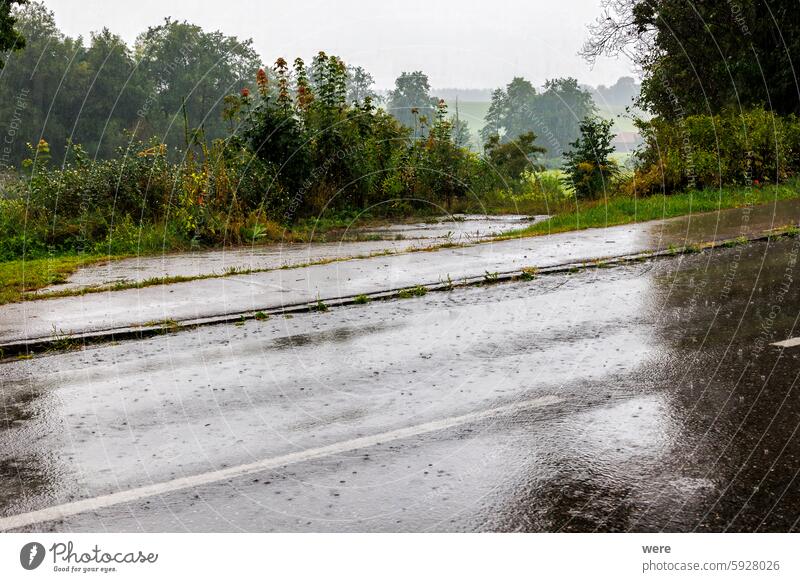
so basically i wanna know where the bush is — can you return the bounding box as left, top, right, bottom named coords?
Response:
left=0, top=52, right=546, bottom=263
left=561, top=117, right=619, bottom=200
left=629, top=108, right=800, bottom=195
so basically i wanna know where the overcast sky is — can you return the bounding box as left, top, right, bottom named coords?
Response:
left=44, top=0, right=635, bottom=89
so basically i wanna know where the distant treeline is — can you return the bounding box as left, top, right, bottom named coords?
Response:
left=434, top=77, right=641, bottom=109
left=0, top=2, right=637, bottom=171
left=0, top=2, right=259, bottom=169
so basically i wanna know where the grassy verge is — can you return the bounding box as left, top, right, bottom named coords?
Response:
left=504, top=182, right=800, bottom=238
left=0, top=255, right=117, bottom=305
left=0, top=211, right=414, bottom=306
left=4, top=182, right=800, bottom=307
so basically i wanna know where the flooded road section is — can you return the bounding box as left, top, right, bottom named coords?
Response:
left=35, top=214, right=541, bottom=294
left=4, top=199, right=799, bottom=345
left=1, top=237, right=800, bottom=532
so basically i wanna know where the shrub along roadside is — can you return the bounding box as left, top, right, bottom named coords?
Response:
left=503, top=180, right=800, bottom=239
left=629, top=108, right=800, bottom=196
left=4, top=182, right=799, bottom=307
left=0, top=54, right=552, bottom=266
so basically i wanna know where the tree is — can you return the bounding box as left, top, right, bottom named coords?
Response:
left=135, top=18, right=262, bottom=147
left=484, top=131, right=546, bottom=184
left=480, top=78, right=538, bottom=144
left=0, top=4, right=265, bottom=166
left=503, top=77, right=538, bottom=140
left=0, top=0, right=26, bottom=68
left=0, top=1, right=86, bottom=165
left=71, top=28, right=150, bottom=157
left=593, top=76, right=640, bottom=108
left=480, top=76, right=594, bottom=156
left=387, top=71, right=438, bottom=135
left=532, top=77, right=596, bottom=156
left=480, top=87, right=507, bottom=144
left=583, top=0, right=800, bottom=118
left=561, top=117, right=618, bottom=200
left=416, top=100, right=473, bottom=209
left=346, top=65, right=379, bottom=105
left=451, top=116, right=471, bottom=150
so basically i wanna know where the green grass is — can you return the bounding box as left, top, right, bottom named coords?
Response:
left=0, top=255, right=114, bottom=305
left=4, top=182, right=800, bottom=308
left=504, top=182, right=800, bottom=239
left=397, top=285, right=428, bottom=299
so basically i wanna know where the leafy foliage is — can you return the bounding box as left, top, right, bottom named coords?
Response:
left=387, top=71, right=439, bottom=136
left=585, top=0, right=800, bottom=119
left=630, top=108, right=800, bottom=196
left=0, top=49, right=542, bottom=262
left=480, top=76, right=595, bottom=156
left=562, top=117, right=619, bottom=199
left=0, top=3, right=260, bottom=166
left=484, top=132, right=546, bottom=187
left=0, top=0, right=25, bottom=68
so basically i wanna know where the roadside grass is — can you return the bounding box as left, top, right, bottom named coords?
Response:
left=397, top=285, right=428, bottom=299
left=0, top=248, right=398, bottom=306
left=503, top=182, right=800, bottom=239
left=4, top=182, right=800, bottom=307
left=0, top=255, right=115, bottom=305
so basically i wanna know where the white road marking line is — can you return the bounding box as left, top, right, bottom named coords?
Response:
left=0, top=395, right=561, bottom=531
left=771, top=337, right=800, bottom=348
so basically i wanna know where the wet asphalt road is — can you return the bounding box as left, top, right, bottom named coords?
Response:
left=1, top=237, right=800, bottom=532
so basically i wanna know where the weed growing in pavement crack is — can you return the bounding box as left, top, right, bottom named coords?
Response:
left=50, top=325, right=77, bottom=351
left=722, top=236, right=749, bottom=248
left=397, top=286, right=428, bottom=299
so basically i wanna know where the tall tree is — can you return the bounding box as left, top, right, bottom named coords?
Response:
left=346, top=65, right=379, bottom=105
left=583, top=0, right=800, bottom=118
left=480, top=78, right=537, bottom=144
left=71, top=28, right=151, bottom=157
left=480, top=87, right=508, bottom=144
left=480, top=76, right=594, bottom=156
left=135, top=18, right=262, bottom=146
left=533, top=77, right=596, bottom=156
left=0, top=0, right=26, bottom=68
left=387, top=71, right=438, bottom=136
left=0, top=1, right=85, bottom=165
left=503, top=77, right=538, bottom=140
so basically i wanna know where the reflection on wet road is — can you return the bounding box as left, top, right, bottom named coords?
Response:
left=1, top=237, right=799, bottom=532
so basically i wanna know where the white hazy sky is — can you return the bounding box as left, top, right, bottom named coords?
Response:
left=44, top=0, right=635, bottom=89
